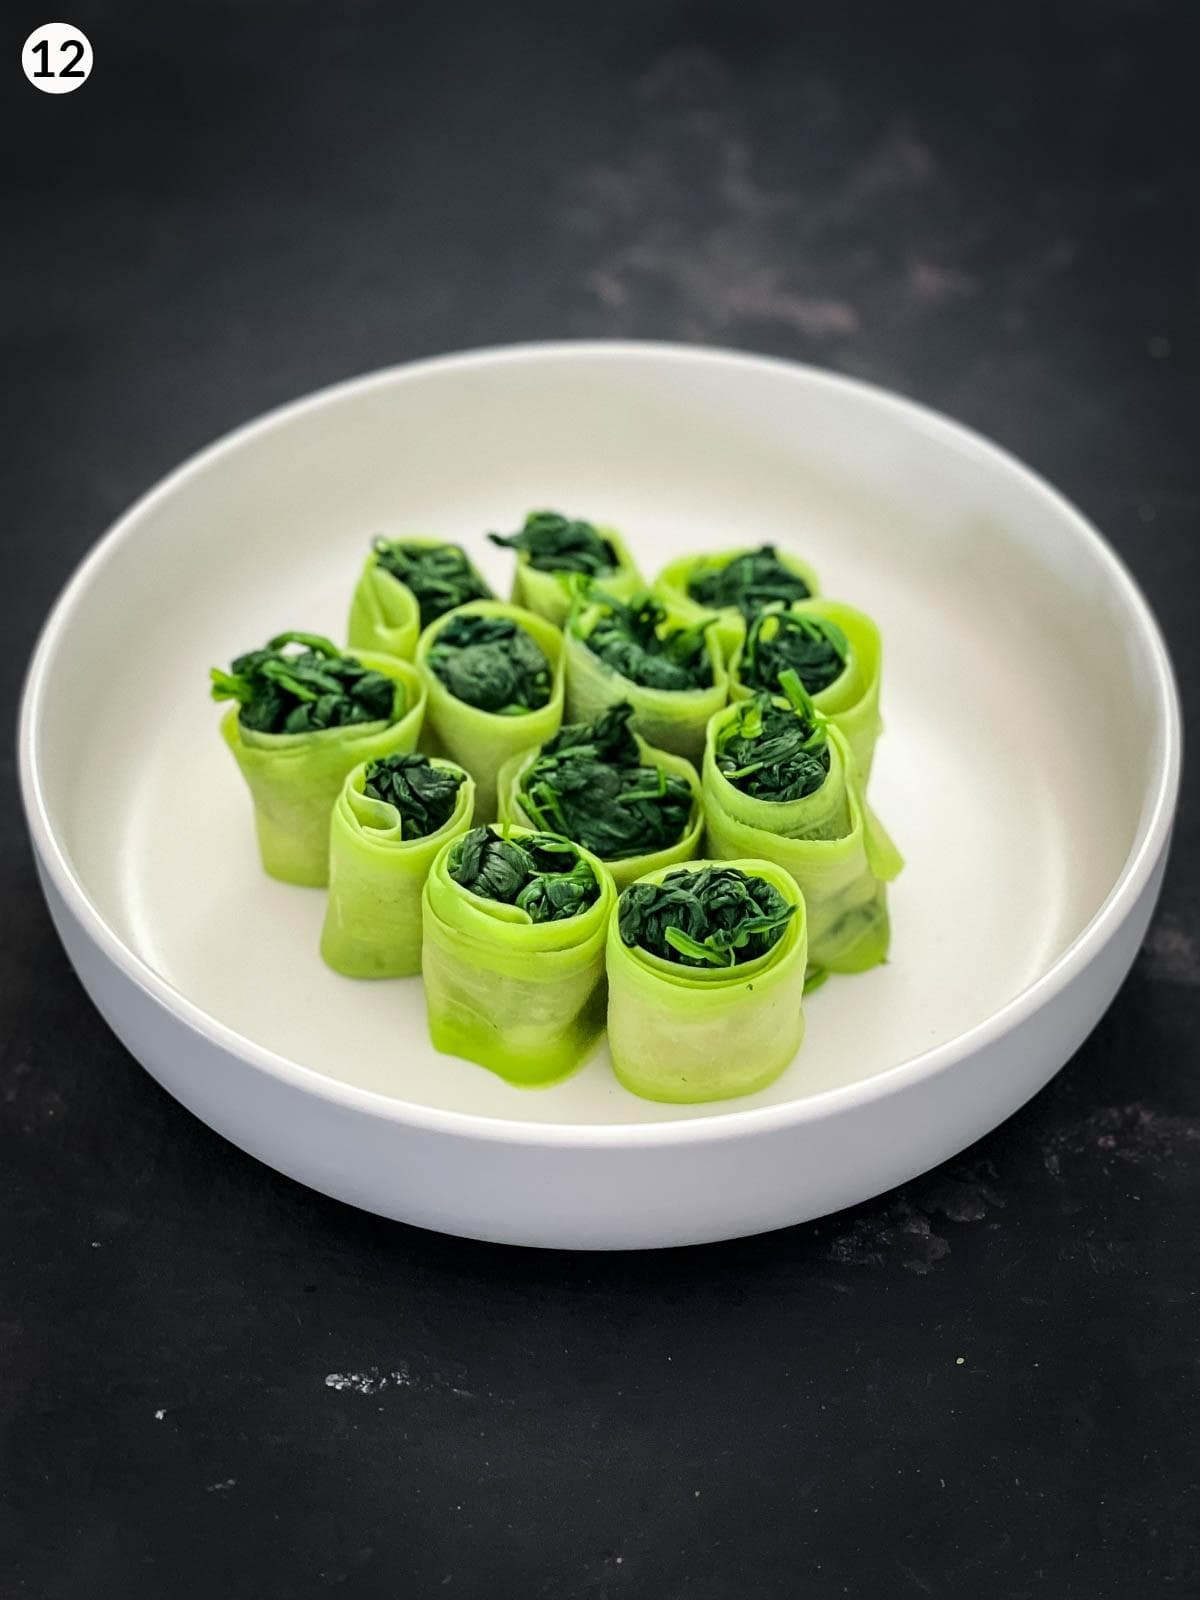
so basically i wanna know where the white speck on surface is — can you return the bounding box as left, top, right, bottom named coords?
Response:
left=206, top=1479, right=236, bottom=1492
left=325, top=1366, right=414, bottom=1395
left=323, top=1363, right=477, bottom=1400
left=155, top=1408, right=166, bottom=1420
left=955, top=1356, right=965, bottom=1365
left=90, top=1241, right=101, bottom=1249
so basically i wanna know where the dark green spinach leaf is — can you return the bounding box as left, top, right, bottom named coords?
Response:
left=618, top=864, right=795, bottom=968
left=449, top=826, right=600, bottom=923
left=686, top=545, right=812, bottom=619
left=739, top=609, right=849, bottom=696
left=372, top=539, right=493, bottom=629
left=426, top=614, right=553, bottom=715
left=210, top=632, right=397, bottom=735
left=716, top=670, right=831, bottom=801
left=363, top=753, right=465, bottom=838
left=518, top=703, right=693, bottom=860
left=488, top=510, right=616, bottom=576
left=581, top=591, right=713, bottom=692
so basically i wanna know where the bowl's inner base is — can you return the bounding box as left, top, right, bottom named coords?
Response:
left=40, top=357, right=1147, bottom=1124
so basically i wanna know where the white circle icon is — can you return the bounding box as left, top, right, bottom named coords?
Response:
left=23, top=23, right=92, bottom=93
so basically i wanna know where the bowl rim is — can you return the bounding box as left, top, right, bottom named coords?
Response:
left=17, top=339, right=1183, bottom=1149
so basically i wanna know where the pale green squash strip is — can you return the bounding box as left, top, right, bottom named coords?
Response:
left=346, top=554, right=421, bottom=662
left=320, top=758, right=475, bottom=978
left=502, top=524, right=642, bottom=628
left=702, top=709, right=902, bottom=983
left=421, top=826, right=616, bottom=1085
left=563, top=593, right=727, bottom=764
left=220, top=652, right=426, bottom=888
left=606, top=858, right=808, bottom=1104
left=415, top=600, right=565, bottom=820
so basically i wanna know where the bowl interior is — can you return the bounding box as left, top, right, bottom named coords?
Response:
left=29, top=347, right=1166, bottom=1125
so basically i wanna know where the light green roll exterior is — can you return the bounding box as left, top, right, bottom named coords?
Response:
left=702, top=712, right=902, bottom=982
left=346, top=552, right=421, bottom=661
left=729, top=598, right=884, bottom=785
left=320, top=759, right=475, bottom=978
left=563, top=600, right=727, bottom=765
left=653, top=547, right=822, bottom=662
left=421, top=827, right=616, bottom=1085
left=505, top=525, right=641, bottom=628
left=494, top=735, right=704, bottom=890
left=606, top=858, right=808, bottom=1104
left=219, top=653, right=426, bottom=888
left=415, top=600, right=565, bottom=821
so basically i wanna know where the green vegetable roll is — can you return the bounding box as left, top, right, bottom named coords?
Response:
left=729, top=598, right=884, bottom=783
left=415, top=600, right=565, bottom=819
left=563, top=587, right=727, bottom=764
left=702, top=671, right=902, bottom=986
left=494, top=702, right=703, bottom=890
left=347, top=536, right=494, bottom=661
left=211, top=632, right=425, bottom=887
left=654, top=544, right=821, bottom=660
left=320, top=754, right=475, bottom=978
left=422, top=824, right=616, bottom=1084
left=606, top=859, right=807, bottom=1103
left=488, top=509, right=641, bottom=627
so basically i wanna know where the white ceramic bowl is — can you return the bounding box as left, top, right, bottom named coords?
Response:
left=18, top=343, right=1181, bottom=1249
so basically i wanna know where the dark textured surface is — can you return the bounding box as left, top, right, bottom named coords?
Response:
left=3, top=3, right=1198, bottom=1596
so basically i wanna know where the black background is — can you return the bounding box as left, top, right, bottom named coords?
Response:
left=3, top=3, right=1198, bottom=1596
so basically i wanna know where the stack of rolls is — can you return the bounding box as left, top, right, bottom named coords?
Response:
left=210, top=513, right=903, bottom=1105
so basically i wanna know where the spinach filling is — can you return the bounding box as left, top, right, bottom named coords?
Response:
left=488, top=510, right=617, bottom=577
left=581, top=592, right=713, bottom=692
left=686, top=545, right=812, bottom=620
left=739, top=610, right=849, bottom=697
left=448, top=826, right=600, bottom=923
left=426, top=614, right=553, bottom=715
left=618, top=864, right=795, bottom=969
left=716, top=670, right=831, bottom=802
left=518, top=703, right=693, bottom=861
left=372, top=539, right=492, bottom=629
left=210, top=631, right=397, bottom=735
left=362, top=753, right=465, bottom=838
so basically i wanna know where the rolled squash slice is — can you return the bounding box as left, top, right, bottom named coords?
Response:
left=347, top=536, right=494, bottom=662
left=488, top=509, right=641, bottom=627
left=495, top=702, right=703, bottom=890
left=415, top=600, right=565, bottom=819
left=702, top=671, right=902, bottom=985
left=606, top=859, right=808, bottom=1103
left=211, top=631, right=426, bottom=887
left=320, top=754, right=475, bottom=978
left=654, top=544, right=821, bottom=661
left=421, top=825, right=616, bottom=1085
left=563, top=586, right=727, bottom=764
